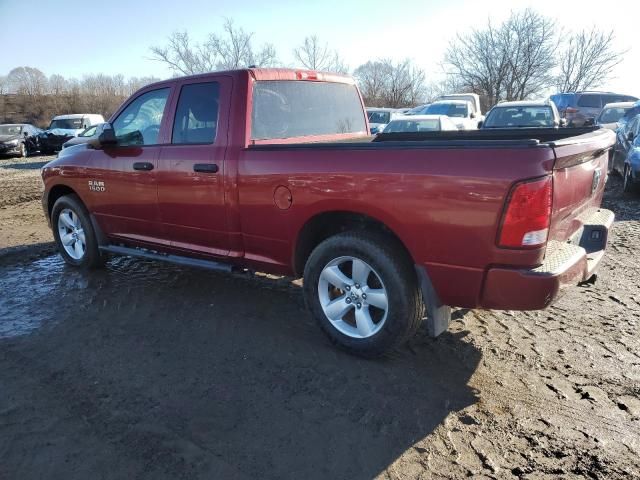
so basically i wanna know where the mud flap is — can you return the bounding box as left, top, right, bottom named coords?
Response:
left=415, top=266, right=452, bottom=337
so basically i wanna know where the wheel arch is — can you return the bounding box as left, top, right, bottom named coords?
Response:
left=46, top=184, right=80, bottom=219
left=292, top=210, right=414, bottom=277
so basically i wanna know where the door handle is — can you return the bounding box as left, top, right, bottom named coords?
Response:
left=193, top=163, right=219, bottom=173
left=133, top=162, right=154, bottom=171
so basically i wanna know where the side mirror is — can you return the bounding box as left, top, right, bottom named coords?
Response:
left=559, top=118, right=567, bottom=127
left=477, top=120, right=484, bottom=129
left=470, top=112, right=476, bottom=119
left=88, top=123, right=117, bottom=149
left=584, top=117, right=595, bottom=127
left=627, top=131, right=635, bottom=142
left=23, top=131, right=29, bottom=136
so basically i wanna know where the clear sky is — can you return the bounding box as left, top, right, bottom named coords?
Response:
left=1, top=0, right=637, bottom=97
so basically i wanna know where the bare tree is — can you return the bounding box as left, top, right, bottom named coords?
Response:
left=556, top=28, right=624, bottom=92
left=353, top=59, right=426, bottom=107
left=7, top=67, right=48, bottom=96
left=444, top=9, right=557, bottom=106
left=150, top=19, right=278, bottom=75
left=293, top=35, right=348, bottom=73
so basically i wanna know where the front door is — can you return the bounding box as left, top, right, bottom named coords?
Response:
left=156, top=77, right=231, bottom=257
left=90, top=86, right=173, bottom=245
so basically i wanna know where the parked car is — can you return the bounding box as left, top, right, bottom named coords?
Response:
left=421, top=100, right=479, bottom=130
left=611, top=114, right=640, bottom=193
left=0, top=123, right=42, bottom=157
left=437, top=93, right=483, bottom=117
left=550, top=91, right=638, bottom=127
left=380, top=115, right=459, bottom=133
left=38, top=114, right=105, bottom=154
left=617, top=100, right=640, bottom=132
left=596, top=102, right=636, bottom=130
left=42, top=68, right=614, bottom=357
left=366, top=108, right=402, bottom=134
left=61, top=123, right=106, bottom=149
left=480, top=101, right=562, bottom=129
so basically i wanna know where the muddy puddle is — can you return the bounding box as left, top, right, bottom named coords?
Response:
left=0, top=253, right=299, bottom=339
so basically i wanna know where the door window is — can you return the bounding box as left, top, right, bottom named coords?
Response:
left=577, top=95, right=601, bottom=108
left=172, top=82, right=220, bottom=144
left=112, top=88, right=170, bottom=146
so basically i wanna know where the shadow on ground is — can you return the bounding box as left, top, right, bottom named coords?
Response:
left=0, top=254, right=481, bottom=480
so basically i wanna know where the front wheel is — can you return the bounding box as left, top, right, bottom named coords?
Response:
left=51, top=194, right=105, bottom=268
left=303, top=232, right=424, bottom=357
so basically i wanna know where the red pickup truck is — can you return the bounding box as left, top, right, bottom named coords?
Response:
left=41, top=68, right=615, bottom=357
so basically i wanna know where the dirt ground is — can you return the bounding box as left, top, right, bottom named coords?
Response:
left=0, top=155, right=638, bottom=479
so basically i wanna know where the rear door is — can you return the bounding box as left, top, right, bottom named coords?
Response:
left=547, top=129, right=616, bottom=244
left=156, top=76, right=231, bottom=257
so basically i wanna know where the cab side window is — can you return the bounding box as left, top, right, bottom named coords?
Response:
left=172, top=82, right=219, bottom=144
left=113, top=88, right=170, bottom=146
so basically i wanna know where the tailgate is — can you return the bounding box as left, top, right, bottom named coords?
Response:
left=547, top=129, right=616, bottom=244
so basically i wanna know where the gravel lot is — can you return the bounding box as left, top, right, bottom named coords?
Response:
left=0, top=154, right=639, bottom=479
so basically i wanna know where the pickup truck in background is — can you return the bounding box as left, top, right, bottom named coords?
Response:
left=41, top=68, right=615, bottom=357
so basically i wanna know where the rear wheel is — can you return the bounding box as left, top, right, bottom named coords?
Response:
left=303, top=232, right=424, bottom=357
left=51, top=194, right=105, bottom=268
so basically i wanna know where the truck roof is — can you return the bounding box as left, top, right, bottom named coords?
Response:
left=141, top=68, right=356, bottom=92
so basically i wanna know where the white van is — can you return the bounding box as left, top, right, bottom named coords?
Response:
left=39, top=114, right=105, bottom=153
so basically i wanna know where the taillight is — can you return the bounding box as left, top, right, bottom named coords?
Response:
left=498, top=176, right=553, bottom=248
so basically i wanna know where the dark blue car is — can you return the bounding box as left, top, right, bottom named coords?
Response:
left=612, top=113, right=640, bottom=193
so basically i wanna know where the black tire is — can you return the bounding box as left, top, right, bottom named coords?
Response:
left=51, top=194, right=106, bottom=269
left=303, top=231, right=424, bottom=358
left=623, top=165, right=639, bottom=194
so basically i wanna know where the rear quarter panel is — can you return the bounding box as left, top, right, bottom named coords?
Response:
left=236, top=145, right=556, bottom=307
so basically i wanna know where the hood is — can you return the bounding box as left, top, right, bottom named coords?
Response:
left=41, top=128, right=81, bottom=137
left=0, top=134, right=21, bottom=143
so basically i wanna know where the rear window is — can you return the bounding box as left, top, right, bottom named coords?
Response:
left=484, top=106, right=555, bottom=128
left=598, top=107, right=629, bottom=124
left=577, top=95, right=601, bottom=108
left=425, top=103, right=468, bottom=117
left=251, top=81, right=367, bottom=140
left=367, top=111, right=391, bottom=124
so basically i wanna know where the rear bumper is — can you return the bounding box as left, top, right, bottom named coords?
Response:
left=480, top=208, right=614, bottom=310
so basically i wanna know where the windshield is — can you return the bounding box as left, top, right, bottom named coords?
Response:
left=384, top=118, right=441, bottom=133
left=425, top=103, right=468, bottom=118
left=484, top=106, right=555, bottom=128
left=0, top=125, right=22, bottom=136
left=367, top=111, right=391, bottom=124
left=598, top=107, right=629, bottom=124
left=48, top=118, right=84, bottom=130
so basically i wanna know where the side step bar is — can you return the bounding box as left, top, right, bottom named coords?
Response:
left=99, top=245, right=233, bottom=273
